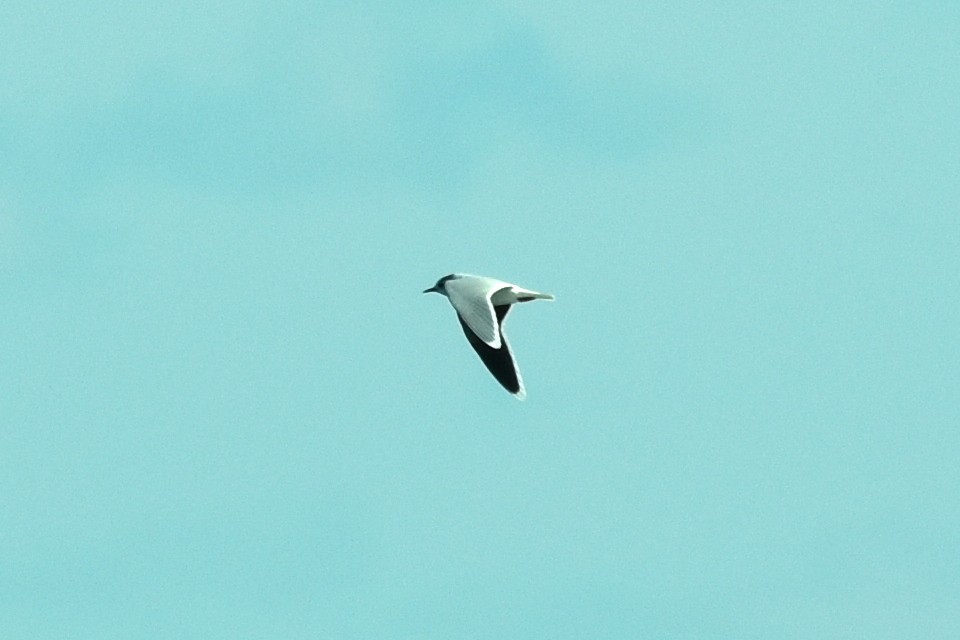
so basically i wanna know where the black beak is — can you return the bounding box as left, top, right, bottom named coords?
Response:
left=423, top=286, right=438, bottom=294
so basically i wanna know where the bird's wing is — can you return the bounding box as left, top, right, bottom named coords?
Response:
left=445, top=277, right=507, bottom=348
left=457, top=304, right=525, bottom=399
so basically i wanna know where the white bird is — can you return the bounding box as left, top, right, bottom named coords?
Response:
left=423, top=274, right=554, bottom=399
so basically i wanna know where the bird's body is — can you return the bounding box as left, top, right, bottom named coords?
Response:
left=423, top=274, right=554, bottom=399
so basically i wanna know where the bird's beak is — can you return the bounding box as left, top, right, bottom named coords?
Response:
left=423, top=286, right=438, bottom=294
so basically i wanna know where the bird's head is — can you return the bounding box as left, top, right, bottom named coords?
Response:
left=422, top=274, right=458, bottom=296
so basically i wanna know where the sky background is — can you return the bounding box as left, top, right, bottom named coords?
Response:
left=2, top=2, right=959, bottom=638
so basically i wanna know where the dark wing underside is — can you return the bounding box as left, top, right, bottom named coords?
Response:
left=456, top=304, right=521, bottom=394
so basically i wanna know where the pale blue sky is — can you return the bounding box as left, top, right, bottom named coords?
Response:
left=2, top=2, right=959, bottom=638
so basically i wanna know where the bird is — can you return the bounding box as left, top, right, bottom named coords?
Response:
left=423, top=273, right=554, bottom=399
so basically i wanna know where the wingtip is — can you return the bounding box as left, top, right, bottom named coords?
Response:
left=513, top=385, right=527, bottom=401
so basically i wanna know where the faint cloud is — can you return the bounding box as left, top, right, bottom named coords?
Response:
left=390, top=27, right=696, bottom=183
left=0, top=2, right=255, bottom=117
left=0, top=3, right=704, bottom=221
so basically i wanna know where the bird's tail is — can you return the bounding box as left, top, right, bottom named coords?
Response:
left=517, top=291, right=555, bottom=302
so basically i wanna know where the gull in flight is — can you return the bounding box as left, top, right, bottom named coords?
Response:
left=423, top=273, right=554, bottom=399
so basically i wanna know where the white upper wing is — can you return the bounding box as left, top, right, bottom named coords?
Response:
left=445, top=276, right=509, bottom=348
